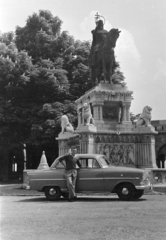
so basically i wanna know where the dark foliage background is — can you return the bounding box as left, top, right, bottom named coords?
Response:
left=0, top=10, right=126, bottom=180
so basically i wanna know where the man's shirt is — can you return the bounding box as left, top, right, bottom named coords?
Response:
left=58, top=154, right=81, bottom=171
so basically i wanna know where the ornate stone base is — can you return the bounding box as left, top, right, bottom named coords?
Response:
left=76, top=124, right=97, bottom=133
left=56, top=82, right=158, bottom=169
left=56, top=133, right=80, bottom=155
left=133, top=125, right=157, bottom=133
left=57, top=132, right=76, bottom=139
left=56, top=131, right=157, bottom=168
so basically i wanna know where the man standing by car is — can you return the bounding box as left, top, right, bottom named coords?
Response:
left=58, top=147, right=81, bottom=202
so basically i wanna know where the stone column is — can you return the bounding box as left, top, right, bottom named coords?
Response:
left=92, top=104, right=99, bottom=120
left=122, top=104, right=127, bottom=122
left=135, top=135, right=157, bottom=168
left=121, top=103, right=131, bottom=123
left=126, top=104, right=131, bottom=122
left=77, top=108, right=82, bottom=129
left=79, top=134, right=96, bottom=154
left=58, top=140, right=69, bottom=156
left=92, top=102, right=104, bottom=122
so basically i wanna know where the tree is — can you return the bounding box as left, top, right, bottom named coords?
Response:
left=0, top=11, right=81, bottom=178
left=64, top=40, right=92, bottom=98
left=15, top=10, right=62, bottom=62
left=0, top=10, right=127, bottom=180
left=0, top=37, right=73, bottom=178
left=0, top=41, right=31, bottom=179
left=0, top=31, right=15, bottom=45
left=111, top=60, right=126, bottom=86
left=15, top=10, right=92, bottom=99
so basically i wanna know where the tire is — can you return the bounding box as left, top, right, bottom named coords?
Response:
left=117, top=183, right=135, bottom=201
left=134, top=190, right=144, bottom=200
left=44, top=186, right=61, bottom=201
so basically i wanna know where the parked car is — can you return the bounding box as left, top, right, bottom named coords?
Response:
left=25, top=154, right=151, bottom=201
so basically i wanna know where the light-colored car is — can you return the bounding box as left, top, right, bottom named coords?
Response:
left=25, top=154, right=151, bottom=201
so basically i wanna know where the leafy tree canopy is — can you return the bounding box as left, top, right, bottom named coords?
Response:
left=0, top=10, right=127, bottom=178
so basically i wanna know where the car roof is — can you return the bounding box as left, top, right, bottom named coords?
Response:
left=75, top=154, right=104, bottom=158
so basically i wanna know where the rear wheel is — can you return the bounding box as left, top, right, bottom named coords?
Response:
left=44, top=186, right=61, bottom=201
left=134, top=190, right=144, bottom=200
left=117, top=183, right=135, bottom=201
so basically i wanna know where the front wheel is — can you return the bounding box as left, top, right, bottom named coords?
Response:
left=117, top=183, right=135, bottom=201
left=134, top=190, right=144, bottom=200
left=44, top=186, right=61, bottom=201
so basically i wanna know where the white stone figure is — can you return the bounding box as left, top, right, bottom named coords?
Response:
left=126, top=145, right=134, bottom=165
left=61, top=115, right=74, bottom=134
left=82, top=102, right=95, bottom=126
left=136, top=106, right=152, bottom=127
left=37, top=151, right=49, bottom=170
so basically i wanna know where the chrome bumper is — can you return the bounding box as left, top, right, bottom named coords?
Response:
left=135, top=183, right=152, bottom=190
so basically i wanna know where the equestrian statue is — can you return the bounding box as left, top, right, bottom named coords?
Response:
left=89, top=13, right=121, bottom=86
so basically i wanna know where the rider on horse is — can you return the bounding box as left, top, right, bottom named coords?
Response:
left=89, top=19, right=108, bottom=67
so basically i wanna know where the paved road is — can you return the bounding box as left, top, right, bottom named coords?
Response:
left=1, top=194, right=166, bottom=240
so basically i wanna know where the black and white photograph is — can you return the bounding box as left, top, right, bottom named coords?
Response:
left=0, top=1, right=166, bottom=239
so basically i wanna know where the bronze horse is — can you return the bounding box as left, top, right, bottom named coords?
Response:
left=91, top=28, right=121, bottom=85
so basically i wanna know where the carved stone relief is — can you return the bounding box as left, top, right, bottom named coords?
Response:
left=96, top=143, right=135, bottom=166
left=95, top=134, right=152, bottom=144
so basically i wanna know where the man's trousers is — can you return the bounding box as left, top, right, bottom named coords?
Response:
left=65, top=169, right=77, bottom=199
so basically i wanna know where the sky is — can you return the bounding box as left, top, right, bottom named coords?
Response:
left=0, top=0, right=166, bottom=120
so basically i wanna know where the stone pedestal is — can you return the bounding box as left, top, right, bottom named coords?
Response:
left=133, top=125, right=158, bottom=168
left=56, top=132, right=80, bottom=155
left=56, top=83, right=158, bottom=169
left=75, top=125, right=97, bottom=154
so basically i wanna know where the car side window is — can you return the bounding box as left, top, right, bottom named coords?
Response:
left=91, top=159, right=100, bottom=168
left=56, top=161, right=66, bottom=169
left=79, top=158, right=87, bottom=168
left=79, top=158, right=100, bottom=169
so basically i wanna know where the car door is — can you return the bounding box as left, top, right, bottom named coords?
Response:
left=50, top=161, right=67, bottom=189
left=76, top=157, right=104, bottom=192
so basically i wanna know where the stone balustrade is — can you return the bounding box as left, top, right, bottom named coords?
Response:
left=148, top=168, right=166, bottom=185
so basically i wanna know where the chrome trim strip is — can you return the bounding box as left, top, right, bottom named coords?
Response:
left=104, top=177, right=140, bottom=180
left=135, top=184, right=151, bottom=190
left=79, top=178, right=103, bottom=180
left=30, top=177, right=140, bottom=181
left=30, top=179, right=65, bottom=181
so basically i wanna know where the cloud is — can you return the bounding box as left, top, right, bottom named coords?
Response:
left=80, top=11, right=96, bottom=32
left=154, top=59, right=166, bottom=79
left=116, top=29, right=141, bottom=66
left=152, top=58, right=166, bottom=91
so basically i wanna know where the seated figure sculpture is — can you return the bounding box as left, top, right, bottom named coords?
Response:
left=136, top=106, right=152, bottom=127
left=61, top=115, right=74, bottom=134
left=82, top=102, right=95, bottom=126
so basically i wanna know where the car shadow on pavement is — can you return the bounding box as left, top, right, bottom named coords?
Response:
left=17, top=196, right=147, bottom=203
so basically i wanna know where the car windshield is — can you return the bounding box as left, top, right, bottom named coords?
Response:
left=98, top=155, right=111, bottom=168
left=50, top=157, right=60, bottom=168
